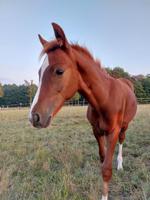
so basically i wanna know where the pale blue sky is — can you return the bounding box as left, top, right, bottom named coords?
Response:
left=0, top=0, right=150, bottom=84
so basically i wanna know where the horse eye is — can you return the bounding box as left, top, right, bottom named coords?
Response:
left=55, top=68, right=64, bottom=76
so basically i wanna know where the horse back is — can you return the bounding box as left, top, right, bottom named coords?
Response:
left=118, top=78, right=134, bottom=91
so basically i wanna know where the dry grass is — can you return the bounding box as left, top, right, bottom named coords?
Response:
left=0, top=105, right=150, bottom=200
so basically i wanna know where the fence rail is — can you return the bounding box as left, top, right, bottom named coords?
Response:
left=0, top=98, right=150, bottom=109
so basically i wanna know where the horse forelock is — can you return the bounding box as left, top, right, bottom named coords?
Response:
left=39, top=40, right=61, bottom=60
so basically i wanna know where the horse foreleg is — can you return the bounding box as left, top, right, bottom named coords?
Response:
left=98, top=135, right=106, bottom=163
left=101, top=127, right=120, bottom=200
left=93, top=127, right=106, bottom=163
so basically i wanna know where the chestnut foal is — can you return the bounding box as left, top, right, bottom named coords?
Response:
left=29, top=23, right=137, bottom=199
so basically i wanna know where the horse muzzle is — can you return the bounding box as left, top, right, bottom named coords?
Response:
left=30, top=112, right=52, bottom=128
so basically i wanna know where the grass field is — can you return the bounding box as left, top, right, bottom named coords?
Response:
left=0, top=105, right=150, bottom=200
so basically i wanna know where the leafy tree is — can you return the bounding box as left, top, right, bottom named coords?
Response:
left=0, top=84, right=28, bottom=106
left=111, top=67, right=130, bottom=78
left=105, top=67, right=130, bottom=79
left=141, top=77, right=150, bottom=97
left=71, top=92, right=80, bottom=101
left=0, top=83, right=4, bottom=97
left=134, top=81, right=146, bottom=98
left=24, top=80, right=37, bottom=104
left=132, top=74, right=145, bottom=81
left=105, top=67, right=113, bottom=76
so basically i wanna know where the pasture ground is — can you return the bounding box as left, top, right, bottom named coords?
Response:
left=0, top=105, right=150, bottom=200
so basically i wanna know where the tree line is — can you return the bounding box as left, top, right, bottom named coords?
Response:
left=0, top=81, right=37, bottom=107
left=0, top=67, right=150, bottom=107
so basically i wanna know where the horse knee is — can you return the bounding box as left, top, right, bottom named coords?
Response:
left=119, top=126, right=128, bottom=144
left=99, top=149, right=105, bottom=163
left=119, top=132, right=125, bottom=144
left=100, top=155, right=105, bottom=163
left=102, top=165, right=112, bottom=182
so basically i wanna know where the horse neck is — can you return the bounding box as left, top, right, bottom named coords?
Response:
left=73, top=49, right=110, bottom=112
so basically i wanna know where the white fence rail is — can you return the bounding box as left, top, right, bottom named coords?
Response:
left=0, top=98, right=150, bottom=109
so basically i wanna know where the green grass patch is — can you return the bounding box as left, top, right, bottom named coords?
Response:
left=0, top=105, right=150, bottom=200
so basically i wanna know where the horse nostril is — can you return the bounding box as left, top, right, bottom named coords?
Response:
left=33, top=113, right=40, bottom=123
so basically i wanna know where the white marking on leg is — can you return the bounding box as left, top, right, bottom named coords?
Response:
left=101, top=195, right=108, bottom=200
left=117, top=144, right=123, bottom=170
left=29, top=55, right=49, bottom=120
left=101, top=181, right=108, bottom=200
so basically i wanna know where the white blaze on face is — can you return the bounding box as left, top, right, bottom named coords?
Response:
left=29, top=55, right=49, bottom=119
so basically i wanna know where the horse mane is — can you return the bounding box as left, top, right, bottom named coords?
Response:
left=71, top=44, right=94, bottom=60
left=39, top=40, right=110, bottom=78
left=40, top=40, right=94, bottom=61
left=71, top=44, right=111, bottom=78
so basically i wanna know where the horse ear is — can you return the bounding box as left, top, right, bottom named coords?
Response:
left=52, top=22, right=69, bottom=48
left=38, top=34, right=48, bottom=46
